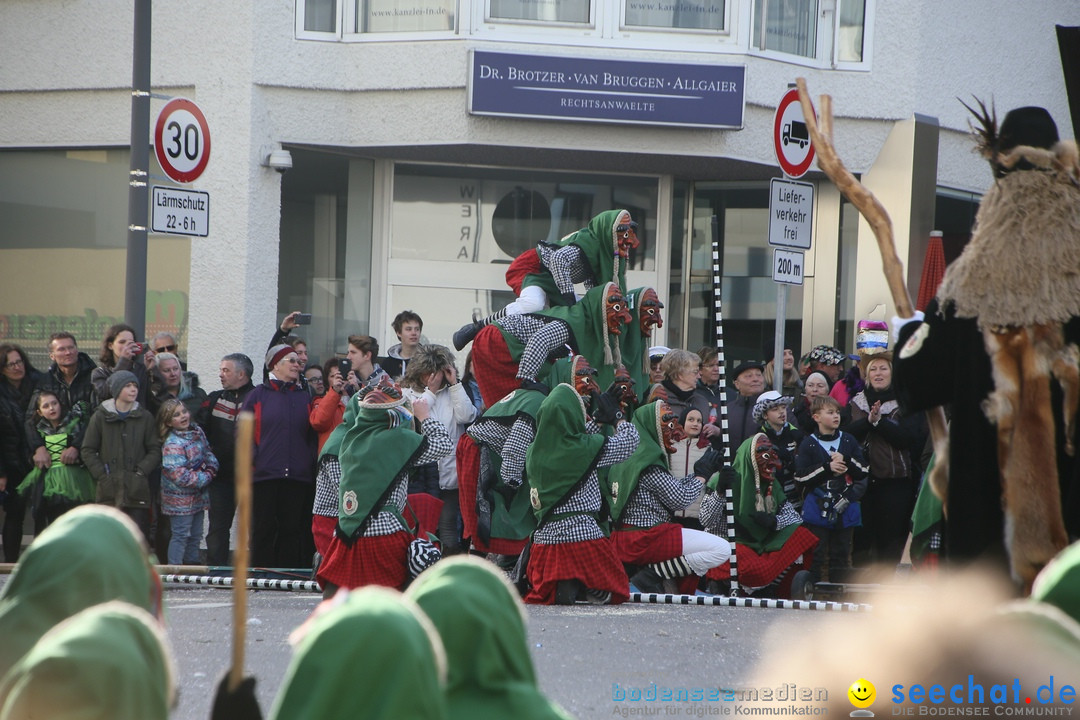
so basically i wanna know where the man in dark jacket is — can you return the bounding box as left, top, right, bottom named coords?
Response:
left=196, top=353, right=255, bottom=566
left=28, top=333, right=97, bottom=470
left=725, top=361, right=766, bottom=459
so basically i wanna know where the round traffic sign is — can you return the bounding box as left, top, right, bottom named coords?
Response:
left=773, top=88, right=816, bottom=178
left=154, top=98, right=211, bottom=184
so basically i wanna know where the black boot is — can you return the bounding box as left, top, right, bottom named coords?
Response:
left=453, top=321, right=483, bottom=352
left=629, top=566, right=665, bottom=594
left=453, top=308, right=509, bottom=351
left=555, top=579, right=584, bottom=605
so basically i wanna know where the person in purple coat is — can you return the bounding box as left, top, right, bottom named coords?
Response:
left=241, top=344, right=318, bottom=568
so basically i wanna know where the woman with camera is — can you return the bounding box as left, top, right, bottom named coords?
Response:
left=90, top=323, right=154, bottom=410
left=309, top=357, right=349, bottom=453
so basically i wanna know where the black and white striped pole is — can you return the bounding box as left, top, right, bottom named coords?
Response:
left=711, top=215, right=739, bottom=596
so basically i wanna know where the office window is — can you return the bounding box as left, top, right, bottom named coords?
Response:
left=355, top=0, right=457, bottom=33
left=488, top=0, right=591, bottom=24
left=304, top=0, right=338, bottom=32
left=837, top=0, right=864, bottom=62
left=624, top=0, right=726, bottom=32
left=753, top=0, right=817, bottom=58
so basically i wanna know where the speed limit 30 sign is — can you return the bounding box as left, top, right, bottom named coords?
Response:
left=154, top=98, right=211, bottom=183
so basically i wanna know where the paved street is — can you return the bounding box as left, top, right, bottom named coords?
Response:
left=161, top=583, right=853, bottom=719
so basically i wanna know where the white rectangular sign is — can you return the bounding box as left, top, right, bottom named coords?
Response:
left=773, top=248, right=805, bottom=285
left=151, top=186, right=209, bottom=238
left=768, top=177, right=813, bottom=249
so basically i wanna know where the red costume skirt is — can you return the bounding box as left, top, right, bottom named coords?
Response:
left=505, top=248, right=543, bottom=296
left=706, top=526, right=818, bottom=597
left=525, top=537, right=629, bottom=605
left=473, top=325, right=521, bottom=407
left=456, top=435, right=528, bottom=555
left=404, top=493, right=443, bottom=542
left=611, top=523, right=683, bottom=565
left=316, top=530, right=412, bottom=591
left=311, top=514, right=336, bottom=558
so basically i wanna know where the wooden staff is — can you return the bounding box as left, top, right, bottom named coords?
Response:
left=795, top=78, right=951, bottom=509
left=229, top=411, right=254, bottom=692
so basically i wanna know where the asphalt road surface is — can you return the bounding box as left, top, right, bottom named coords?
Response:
left=161, top=583, right=854, bottom=719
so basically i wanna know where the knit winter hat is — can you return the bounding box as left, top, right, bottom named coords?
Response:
left=802, top=345, right=846, bottom=367
left=752, top=390, right=792, bottom=423
left=108, top=370, right=139, bottom=399
left=265, top=344, right=295, bottom=370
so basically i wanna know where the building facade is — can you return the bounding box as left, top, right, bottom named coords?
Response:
left=0, top=0, right=1074, bottom=379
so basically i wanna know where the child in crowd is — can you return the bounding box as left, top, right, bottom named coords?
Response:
left=158, top=398, right=218, bottom=565
left=794, top=395, right=868, bottom=583
left=17, top=391, right=95, bottom=530
left=670, top=407, right=708, bottom=522
left=753, top=390, right=805, bottom=512
left=81, top=371, right=161, bottom=542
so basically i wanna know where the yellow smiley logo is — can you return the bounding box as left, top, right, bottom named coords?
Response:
left=848, top=678, right=876, bottom=709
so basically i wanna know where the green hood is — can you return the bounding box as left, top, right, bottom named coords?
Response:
left=469, top=388, right=546, bottom=541
left=708, top=432, right=800, bottom=553
left=0, top=506, right=157, bottom=681
left=604, top=402, right=668, bottom=523
left=1032, top=540, right=1080, bottom=625
left=269, top=587, right=447, bottom=720
left=336, top=395, right=425, bottom=540
left=525, top=384, right=606, bottom=522
left=520, top=209, right=629, bottom=305
left=537, top=282, right=624, bottom=373
left=0, top=601, right=174, bottom=720
left=408, top=557, right=573, bottom=720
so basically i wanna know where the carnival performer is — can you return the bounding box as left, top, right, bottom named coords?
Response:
left=316, top=380, right=452, bottom=598
left=524, top=382, right=638, bottom=605
left=605, top=401, right=729, bottom=594
left=470, top=281, right=631, bottom=406
left=453, top=209, right=639, bottom=350
left=892, top=104, right=1080, bottom=591
left=0, top=505, right=160, bottom=684
left=608, top=286, right=663, bottom=393
left=408, top=556, right=576, bottom=720
left=0, top=601, right=175, bottom=720
left=700, top=434, right=819, bottom=597
left=268, top=587, right=448, bottom=720
left=459, top=355, right=603, bottom=560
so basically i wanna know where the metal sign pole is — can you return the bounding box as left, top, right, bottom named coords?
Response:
left=124, top=0, right=151, bottom=337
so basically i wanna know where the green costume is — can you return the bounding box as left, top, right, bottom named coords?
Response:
left=0, top=601, right=173, bottom=720
left=0, top=505, right=157, bottom=681
left=269, top=587, right=447, bottom=720
left=17, top=412, right=95, bottom=507
left=604, top=402, right=666, bottom=523
left=1032, top=540, right=1080, bottom=624
left=708, top=433, right=800, bottom=553
left=521, top=209, right=629, bottom=306
left=471, top=388, right=545, bottom=542
left=534, top=282, right=623, bottom=372
left=408, top=557, right=574, bottom=720
left=335, top=394, right=424, bottom=541
left=909, top=455, right=944, bottom=563
left=526, top=384, right=606, bottom=522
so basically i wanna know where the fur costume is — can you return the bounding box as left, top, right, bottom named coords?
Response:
left=894, top=105, right=1080, bottom=592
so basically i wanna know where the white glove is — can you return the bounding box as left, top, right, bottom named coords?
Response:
left=891, top=311, right=924, bottom=343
